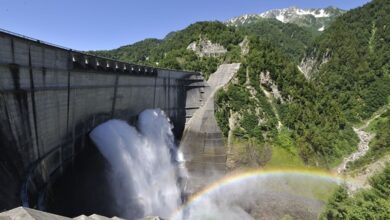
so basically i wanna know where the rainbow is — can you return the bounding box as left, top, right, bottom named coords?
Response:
left=170, top=168, right=345, bottom=219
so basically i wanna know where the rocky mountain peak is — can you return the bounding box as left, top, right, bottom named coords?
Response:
left=226, top=6, right=345, bottom=31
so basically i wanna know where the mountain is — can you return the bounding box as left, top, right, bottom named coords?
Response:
left=303, top=0, right=390, bottom=121
left=216, top=0, right=390, bottom=168
left=89, top=0, right=389, bottom=169
left=238, top=19, right=314, bottom=62
left=89, top=19, right=314, bottom=78
left=87, top=1, right=390, bottom=218
left=218, top=0, right=390, bottom=168
left=226, top=6, right=345, bottom=32
left=90, top=22, right=244, bottom=79
left=91, top=38, right=163, bottom=65
left=90, top=20, right=314, bottom=74
left=215, top=35, right=358, bottom=167
left=88, top=2, right=390, bottom=216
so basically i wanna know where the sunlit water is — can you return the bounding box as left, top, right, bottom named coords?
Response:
left=173, top=172, right=340, bottom=220
left=90, top=109, right=186, bottom=219
left=90, top=109, right=340, bottom=220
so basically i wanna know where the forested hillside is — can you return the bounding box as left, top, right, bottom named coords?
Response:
left=90, top=22, right=243, bottom=79
left=239, top=19, right=314, bottom=62
left=91, top=38, right=163, bottom=65
left=215, top=37, right=357, bottom=167
left=88, top=1, right=390, bottom=216
left=215, top=0, right=390, bottom=169
left=89, top=20, right=315, bottom=77
left=305, top=0, right=390, bottom=121
left=321, top=164, right=390, bottom=219
left=89, top=0, right=389, bottom=169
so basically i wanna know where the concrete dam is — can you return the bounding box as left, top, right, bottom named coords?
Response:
left=0, top=29, right=207, bottom=214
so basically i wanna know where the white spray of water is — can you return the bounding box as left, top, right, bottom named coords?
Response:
left=88, top=109, right=340, bottom=219
left=173, top=174, right=341, bottom=220
left=89, top=109, right=186, bottom=219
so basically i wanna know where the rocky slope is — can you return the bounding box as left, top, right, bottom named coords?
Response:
left=226, top=6, right=345, bottom=32
left=89, top=0, right=387, bottom=169
left=187, top=38, right=227, bottom=57
left=89, top=22, right=243, bottom=79
left=67, top=1, right=390, bottom=219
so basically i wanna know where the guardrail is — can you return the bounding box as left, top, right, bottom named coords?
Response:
left=0, top=28, right=202, bottom=76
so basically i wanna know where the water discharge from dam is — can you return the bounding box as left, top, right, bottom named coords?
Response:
left=89, top=109, right=187, bottom=219
left=87, top=108, right=343, bottom=220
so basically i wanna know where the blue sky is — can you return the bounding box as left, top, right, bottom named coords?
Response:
left=0, top=0, right=370, bottom=51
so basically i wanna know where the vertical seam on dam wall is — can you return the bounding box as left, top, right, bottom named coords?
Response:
left=11, top=37, right=15, bottom=62
left=5, top=39, right=17, bottom=147
left=28, top=45, right=41, bottom=159
left=10, top=39, right=38, bottom=160
left=168, top=73, right=170, bottom=116
left=66, top=70, right=70, bottom=133
left=0, top=29, right=205, bottom=209
left=153, top=76, right=157, bottom=108
left=111, top=73, right=119, bottom=118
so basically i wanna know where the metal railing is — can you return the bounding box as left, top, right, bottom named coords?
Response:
left=0, top=28, right=202, bottom=76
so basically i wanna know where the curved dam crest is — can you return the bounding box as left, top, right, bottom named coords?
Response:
left=0, top=30, right=346, bottom=220
left=0, top=29, right=205, bottom=211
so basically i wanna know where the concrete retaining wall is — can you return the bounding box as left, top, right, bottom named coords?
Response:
left=0, top=30, right=205, bottom=211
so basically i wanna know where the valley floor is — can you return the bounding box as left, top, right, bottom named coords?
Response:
left=336, top=104, right=390, bottom=192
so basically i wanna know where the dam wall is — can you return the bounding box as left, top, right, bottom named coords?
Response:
left=0, top=30, right=205, bottom=211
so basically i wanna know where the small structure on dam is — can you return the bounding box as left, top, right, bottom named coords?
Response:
left=0, top=29, right=206, bottom=212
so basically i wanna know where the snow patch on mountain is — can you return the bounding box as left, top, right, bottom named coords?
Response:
left=295, top=8, right=330, bottom=17
left=226, top=6, right=344, bottom=29
left=259, top=7, right=332, bottom=23
left=276, top=14, right=286, bottom=23
left=227, top=14, right=259, bottom=26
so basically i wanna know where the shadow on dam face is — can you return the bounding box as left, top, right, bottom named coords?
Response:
left=35, top=110, right=186, bottom=219
left=45, top=137, right=118, bottom=218
left=44, top=126, right=184, bottom=218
